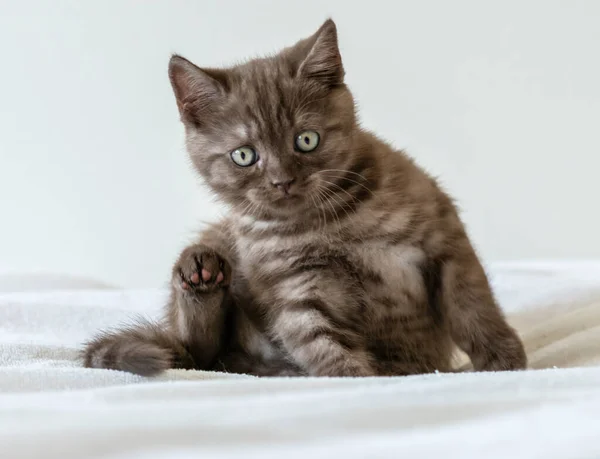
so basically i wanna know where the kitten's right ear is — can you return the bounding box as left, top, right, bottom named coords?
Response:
left=168, top=55, right=227, bottom=126
left=293, top=19, right=344, bottom=87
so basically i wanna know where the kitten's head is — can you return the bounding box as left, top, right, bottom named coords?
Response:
left=169, top=19, right=360, bottom=219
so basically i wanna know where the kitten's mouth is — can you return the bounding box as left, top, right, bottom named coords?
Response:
left=268, top=193, right=305, bottom=211
left=273, top=193, right=302, bottom=204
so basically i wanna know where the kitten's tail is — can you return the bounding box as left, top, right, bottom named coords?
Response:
left=82, top=320, right=195, bottom=376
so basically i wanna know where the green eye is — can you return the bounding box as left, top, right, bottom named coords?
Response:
left=230, top=146, right=258, bottom=167
left=295, top=130, right=320, bottom=153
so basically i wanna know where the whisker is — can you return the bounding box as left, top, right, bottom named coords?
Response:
left=309, top=194, right=322, bottom=232
left=316, top=187, right=343, bottom=239
left=320, top=180, right=361, bottom=207
left=320, top=185, right=356, bottom=223
left=318, top=173, right=376, bottom=198
left=313, top=190, right=328, bottom=235
left=319, top=168, right=370, bottom=182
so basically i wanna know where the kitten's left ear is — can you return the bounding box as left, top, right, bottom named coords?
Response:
left=295, top=19, right=344, bottom=86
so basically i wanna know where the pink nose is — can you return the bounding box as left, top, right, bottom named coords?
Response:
left=271, top=178, right=296, bottom=195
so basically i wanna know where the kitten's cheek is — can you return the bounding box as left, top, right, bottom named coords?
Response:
left=245, top=190, right=260, bottom=203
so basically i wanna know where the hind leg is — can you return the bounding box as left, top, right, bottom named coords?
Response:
left=83, top=235, right=233, bottom=376
left=440, top=247, right=527, bottom=371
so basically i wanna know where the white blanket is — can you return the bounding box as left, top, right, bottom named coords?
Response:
left=2, top=262, right=600, bottom=459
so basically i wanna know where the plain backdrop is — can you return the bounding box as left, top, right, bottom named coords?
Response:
left=1, top=1, right=599, bottom=288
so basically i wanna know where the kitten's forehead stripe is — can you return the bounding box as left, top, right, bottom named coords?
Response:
left=239, top=67, right=293, bottom=148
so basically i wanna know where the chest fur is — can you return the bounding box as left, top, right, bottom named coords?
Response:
left=351, top=242, right=426, bottom=295
left=236, top=229, right=427, bottom=308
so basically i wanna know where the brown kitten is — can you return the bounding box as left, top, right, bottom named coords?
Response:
left=83, top=19, right=526, bottom=377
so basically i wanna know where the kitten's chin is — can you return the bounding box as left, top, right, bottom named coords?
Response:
left=265, top=195, right=309, bottom=216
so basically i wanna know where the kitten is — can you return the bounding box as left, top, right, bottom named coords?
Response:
left=83, top=19, right=526, bottom=377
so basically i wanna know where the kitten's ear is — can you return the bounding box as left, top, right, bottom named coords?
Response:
left=168, top=55, right=227, bottom=126
left=295, top=19, right=344, bottom=86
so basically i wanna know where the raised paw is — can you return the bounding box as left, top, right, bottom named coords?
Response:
left=173, top=244, right=231, bottom=294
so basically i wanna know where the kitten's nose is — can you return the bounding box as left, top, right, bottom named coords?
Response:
left=271, top=178, right=296, bottom=195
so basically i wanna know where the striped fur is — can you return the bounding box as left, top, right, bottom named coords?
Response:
left=83, top=19, right=526, bottom=377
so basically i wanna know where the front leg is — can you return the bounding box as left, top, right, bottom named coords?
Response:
left=272, top=299, right=375, bottom=377
left=167, top=243, right=232, bottom=370
left=438, top=242, right=527, bottom=371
